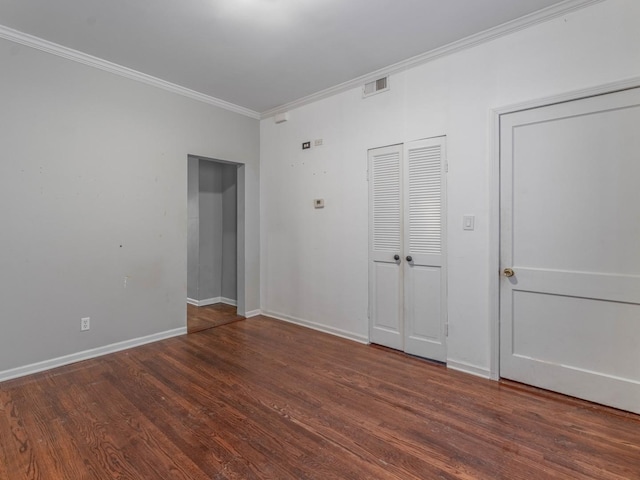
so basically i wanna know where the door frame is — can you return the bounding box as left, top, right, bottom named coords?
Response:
left=187, top=154, right=247, bottom=316
left=488, top=76, right=640, bottom=380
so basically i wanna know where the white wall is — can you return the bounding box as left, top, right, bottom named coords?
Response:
left=221, top=165, right=238, bottom=301
left=260, top=0, right=640, bottom=374
left=0, top=37, right=259, bottom=377
left=198, top=161, right=225, bottom=300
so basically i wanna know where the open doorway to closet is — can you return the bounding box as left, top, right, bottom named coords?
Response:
left=187, top=155, right=245, bottom=333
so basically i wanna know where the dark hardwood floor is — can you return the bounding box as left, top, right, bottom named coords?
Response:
left=187, top=302, right=245, bottom=333
left=1, top=316, right=638, bottom=479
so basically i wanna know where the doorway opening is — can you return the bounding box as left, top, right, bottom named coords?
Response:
left=187, top=155, right=245, bottom=333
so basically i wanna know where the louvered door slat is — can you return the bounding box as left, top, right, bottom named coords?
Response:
left=408, top=145, right=442, bottom=255
left=372, top=151, right=401, bottom=252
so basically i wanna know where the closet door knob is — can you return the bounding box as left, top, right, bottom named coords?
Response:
left=394, top=254, right=400, bottom=261
left=406, top=256, right=413, bottom=262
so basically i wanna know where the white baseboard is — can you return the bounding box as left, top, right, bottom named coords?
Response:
left=262, top=310, right=369, bottom=344
left=447, top=359, right=491, bottom=379
left=0, top=327, right=187, bottom=383
left=221, top=297, right=237, bottom=307
left=196, top=297, right=222, bottom=307
left=188, top=297, right=238, bottom=307
left=244, top=309, right=262, bottom=318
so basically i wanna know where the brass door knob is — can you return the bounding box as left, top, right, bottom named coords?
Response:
left=503, top=268, right=515, bottom=278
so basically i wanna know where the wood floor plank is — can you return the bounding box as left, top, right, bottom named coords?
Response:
left=193, top=318, right=639, bottom=478
left=64, top=376, right=205, bottom=479
left=105, top=359, right=295, bottom=480
left=183, top=324, right=557, bottom=478
left=176, top=318, right=640, bottom=475
left=1, top=315, right=639, bottom=479
left=0, top=389, right=41, bottom=479
left=139, top=349, right=391, bottom=480
left=174, top=331, right=473, bottom=478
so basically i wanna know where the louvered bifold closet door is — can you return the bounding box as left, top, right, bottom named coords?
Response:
left=368, top=144, right=403, bottom=350
left=403, top=137, right=447, bottom=361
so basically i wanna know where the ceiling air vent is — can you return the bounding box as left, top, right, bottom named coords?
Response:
left=363, top=76, right=389, bottom=98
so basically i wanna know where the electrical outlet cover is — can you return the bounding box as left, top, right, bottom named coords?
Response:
left=81, top=317, right=90, bottom=331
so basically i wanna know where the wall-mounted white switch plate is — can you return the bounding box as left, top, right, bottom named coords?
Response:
left=463, top=215, right=475, bottom=231
left=314, top=199, right=325, bottom=209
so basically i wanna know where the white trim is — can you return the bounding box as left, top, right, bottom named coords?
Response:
left=0, top=1, right=602, bottom=120
left=188, top=297, right=237, bottom=307
left=195, top=297, right=222, bottom=307
left=492, top=77, right=640, bottom=118
left=261, top=0, right=603, bottom=119
left=488, top=107, right=502, bottom=382
left=244, top=309, right=262, bottom=318
left=488, top=75, right=640, bottom=381
left=0, top=327, right=187, bottom=383
left=0, top=25, right=260, bottom=120
left=263, top=310, right=369, bottom=345
left=221, top=297, right=237, bottom=307
left=447, top=359, right=491, bottom=379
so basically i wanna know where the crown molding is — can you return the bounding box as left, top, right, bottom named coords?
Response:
left=0, top=25, right=261, bottom=120
left=260, top=0, right=605, bottom=119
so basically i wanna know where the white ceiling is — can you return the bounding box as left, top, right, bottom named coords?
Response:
left=0, top=0, right=585, bottom=114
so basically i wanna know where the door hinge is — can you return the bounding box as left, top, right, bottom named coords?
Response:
left=444, top=323, right=449, bottom=337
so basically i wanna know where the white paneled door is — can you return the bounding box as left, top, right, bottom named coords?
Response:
left=369, top=138, right=447, bottom=362
left=500, top=87, right=640, bottom=414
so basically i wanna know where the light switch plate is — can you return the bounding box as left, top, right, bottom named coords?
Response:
left=463, top=215, right=475, bottom=231
left=314, top=199, right=325, bottom=208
